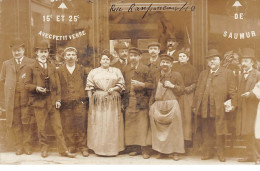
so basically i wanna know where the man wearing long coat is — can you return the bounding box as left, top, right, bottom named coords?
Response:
left=123, top=47, right=153, bottom=159
left=236, top=48, right=260, bottom=163
left=0, top=39, right=34, bottom=155
left=192, top=49, right=237, bottom=162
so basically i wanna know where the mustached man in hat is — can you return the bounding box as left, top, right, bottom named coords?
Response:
left=142, top=42, right=161, bottom=76
left=149, top=54, right=185, bottom=161
left=57, top=47, right=90, bottom=157
left=112, top=41, right=129, bottom=72
left=0, top=38, right=35, bottom=155
left=24, top=41, right=76, bottom=158
left=166, top=35, right=180, bottom=63
left=122, top=47, right=153, bottom=159
left=172, top=48, right=198, bottom=149
left=192, top=49, right=237, bottom=162
left=236, top=48, right=260, bottom=164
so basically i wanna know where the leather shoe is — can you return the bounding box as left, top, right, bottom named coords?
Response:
left=238, top=157, right=255, bottom=162
left=68, top=147, right=77, bottom=153
left=218, top=155, right=226, bottom=162
left=41, top=150, right=48, bottom=158
left=81, top=150, right=89, bottom=157
left=60, top=151, right=76, bottom=158
left=24, top=148, right=32, bottom=155
left=172, top=153, right=180, bottom=161
left=129, top=151, right=138, bottom=156
left=201, top=154, right=213, bottom=160
left=142, top=152, right=150, bottom=159
left=16, top=149, right=23, bottom=155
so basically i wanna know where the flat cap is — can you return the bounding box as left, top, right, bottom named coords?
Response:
left=160, top=54, right=174, bottom=61
left=205, top=49, right=221, bottom=58
left=129, top=47, right=142, bottom=55
left=148, top=42, right=161, bottom=48
left=177, top=48, right=190, bottom=57
left=10, top=38, right=25, bottom=49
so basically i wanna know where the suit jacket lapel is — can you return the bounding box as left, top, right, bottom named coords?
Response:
left=245, top=69, right=256, bottom=91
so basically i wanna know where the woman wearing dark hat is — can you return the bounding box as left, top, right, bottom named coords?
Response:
left=86, top=50, right=125, bottom=156
left=173, top=48, right=198, bottom=148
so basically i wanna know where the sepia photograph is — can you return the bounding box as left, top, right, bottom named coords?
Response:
left=0, top=0, right=260, bottom=166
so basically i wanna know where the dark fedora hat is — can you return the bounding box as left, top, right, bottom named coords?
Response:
left=240, top=48, right=255, bottom=58
left=114, top=41, right=129, bottom=51
left=35, top=41, right=49, bottom=50
left=148, top=42, right=161, bottom=48
left=205, top=49, right=221, bottom=58
left=160, top=54, right=174, bottom=61
left=129, top=47, right=142, bottom=55
left=10, top=38, right=25, bottom=49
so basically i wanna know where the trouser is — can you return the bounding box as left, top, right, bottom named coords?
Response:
left=61, top=101, right=88, bottom=152
left=243, top=134, right=260, bottom=160
left=34, top=106, right=67, bottom=153
left=11, top=107, right=32, bottom=150
left=201, top=118, right=225, bottom=156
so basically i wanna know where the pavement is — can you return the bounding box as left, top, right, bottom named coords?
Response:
left=0, top=152, right=256, bottom=165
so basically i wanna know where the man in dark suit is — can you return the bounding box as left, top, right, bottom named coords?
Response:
left=142, top=42, right=161, bottom=77
left=57, top=47, right=89, bottom=157
left=112, top=41, right=129, bottom=72
left=123, top=47, right=153, bottom=159
left=0, top=39, right=34, bottom=155
left=236, top=48, right=260, bottom=164
left=25, top=41, right=76, bottom=158
left=166, top=36, right=179, bottom=63
left=192, top=49, right=237, bottom=162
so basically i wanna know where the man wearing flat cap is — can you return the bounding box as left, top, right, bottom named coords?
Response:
left=112, top=41, right=129, bottom=72
left=192, top=49, right=237, bottom=162
left=24, top=41, right=76, bottom=158
left=236, top=48, right=260, bottom=164
left=142, top=42, right=161, bottom=77
left=123, top=47, right=153, bottom=159
left=149, top=54, right=185, bottom=161
left=57, top=46, right=90, bottom=157
left=0, top=38, right=35, bottom=155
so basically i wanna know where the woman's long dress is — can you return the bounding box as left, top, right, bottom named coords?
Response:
left=85, top=67, right=125, bottom=156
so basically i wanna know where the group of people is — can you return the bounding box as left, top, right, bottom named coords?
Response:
left=0, top=37, right=260, bottom=165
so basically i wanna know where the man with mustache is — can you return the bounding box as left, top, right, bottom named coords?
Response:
left=0, top=38, right=35, bottom=155
left=142, top=42, right=161, bottom=76
left=236, top=48, right=260, bottom=164
left=24, top=41, right=76, bottom=158
left=57, top=47, right=90, bottom=157
left=166, top=36, right=179, bottom=63
left=123, top=47, right=153, bottom=159
left=192, top=49, right=237, bottom=162
left=149, top=54, right=185, bottom=161
left=112, top=41, right=129, bottom=72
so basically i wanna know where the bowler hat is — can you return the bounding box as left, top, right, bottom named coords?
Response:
left=35, top=41, right=49, bottom=50
left=205, top=49, right=221, bottom=58
left=148, top=42, right=161, bottom=48
left=160, top=54, right=174, bottom=61
left=129, top=47, right=142, bottom=55
left=114, top=42, right=129, bottom=51
left=167, top=35, right=177, bottom=42
left=10, top=38, right=25, bottom=49
left=240, top=48, right=255, bottom=58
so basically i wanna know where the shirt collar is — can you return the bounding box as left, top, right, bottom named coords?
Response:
left=210, top=67, right=220, bottom=74
left=15, top=56, right=24, bottom=63
left=130, top=62, right=139, bottom=70
left=150, top=56, right=159, bottom=64
left=243, top=67, right=253, bottom=74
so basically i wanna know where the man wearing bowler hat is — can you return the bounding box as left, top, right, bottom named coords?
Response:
left=149, top=54, right=185, bottom=161
left=236, top=48, right=260, bottom=164
left=192, top=49, right=237, bottom=162
left=24, top=41, right=76, bottom=158
left=166, top=36, right=179, bottom=63
left=0, top=38, right=35, bottom=155
left=112, top=41, right=129, bottom=72
left=123, top=47, right=153, bottom=159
